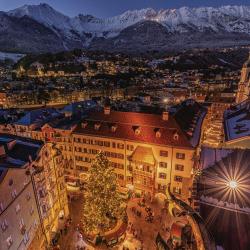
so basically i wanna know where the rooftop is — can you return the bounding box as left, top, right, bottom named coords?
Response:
left=15, top=108, right=62, bottom=126
left=0, top=134, right=43, bottom=169
left=61, top=100, right=97, bottom=114
left=224, top=99, right=250, bottom=142
left=73, top=109, right=194, bottom=148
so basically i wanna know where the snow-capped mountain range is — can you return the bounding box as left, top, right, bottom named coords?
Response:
left=2, top=3, right=250, bottom=53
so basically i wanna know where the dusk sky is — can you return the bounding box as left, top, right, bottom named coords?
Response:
left=1, top=0, right=250, bottom=17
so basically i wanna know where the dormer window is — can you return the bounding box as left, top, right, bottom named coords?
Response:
left=135, top=129, right=140, bottom=135
left=82, top=121, right=88, bottom=128
left=94, top=123, right=101, bottom=130
left=154, top=128, right=161, bottom=138
left=133, top=126, right=141, bottom=135
left=173, top=131, right=179, bottom=141
left=156, top=131, right=161, bottom=138
left=111, top=124, right=117, bottom=132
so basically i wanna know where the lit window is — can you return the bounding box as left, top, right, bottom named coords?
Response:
left=1, top=219, right=8, bottom=232
left=158, top=173, right=167, bottom=179
left=6, top=236, right=13, bottom=248
left=175, top=164, right=184, bottom=171
left=160, top=151, right=168, bottom=157
left=0, top=202, right=4, bottom=213
left=174, top=176, right=183, bottom=182
left=15, top=204, right=21, bottom=213
left=159, top=162, right=167, bottom=168
left=176, top=153, right=185, bottom=159
left=158, top=184, right=167, bottom=191
left=173, top=187, right=181, bottom=194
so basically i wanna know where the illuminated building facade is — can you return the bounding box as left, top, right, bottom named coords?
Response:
left=72, top=104, right=204, bottom=200
left=0, top=135, right=69, bottom=250
left=236, top=52, right=250, bottom=104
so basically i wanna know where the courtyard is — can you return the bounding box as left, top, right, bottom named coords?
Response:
left=54, top=191, right=189, bottom=250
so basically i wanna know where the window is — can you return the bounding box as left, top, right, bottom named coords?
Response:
left=175, top=164, right=184, bottom=171
left=158, top=173, right=167, bottom=179
left=8, top=179, right=13, bottom=186
left=24, top=232, right=29, bottom=245
left=117, top=174, right=124, bottom=180
left=117, top=143, right=124, bottom=149
left=160, top=150, right=168, bottom=157
left=127, top=145, right=134, bottom=151
left=19, top=218, right=25, bottom=230
left=1, top=219, right=8, bottom=232
left=112, top=162, right=124, bottom=170
left=176, top=153, right=185, bottom=159
left=30, top=207, right=34, bottom=215
left=26, top=193, right=31, bottom=201
left=39, top=190, right=45, bottom=198
left=11, top=190, right=17, bottom=199
left=159, top=162, right=167, bottom=168
left=173, top=187, right=181, bottom=194
left=174, top=176, right=183, bottom=182
left=127, top=176, right=133, bottom=182
left=15, top=204, right=21, bottom=213
left=42, top=205, right=47, bottom=213
left=6, top=236, right=13, bottom=248
left=158, top=184, right=167, bottom=191
left=0, top=202, right=4, bottom=213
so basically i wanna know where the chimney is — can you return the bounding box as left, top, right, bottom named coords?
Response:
left=104, top=106, right=111, bottom=115
left=162, top=111, right=169, bottom=121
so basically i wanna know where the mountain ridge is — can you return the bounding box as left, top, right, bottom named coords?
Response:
left=2, top=3, right=250, bottom=53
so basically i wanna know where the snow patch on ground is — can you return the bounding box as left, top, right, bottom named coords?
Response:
left=0, top=51, right=25, bottom=62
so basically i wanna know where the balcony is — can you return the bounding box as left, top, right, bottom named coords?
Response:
left=133, top=167, right=155, bottom=179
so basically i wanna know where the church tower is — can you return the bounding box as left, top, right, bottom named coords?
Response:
left=236, top=52, right=250, bottom=103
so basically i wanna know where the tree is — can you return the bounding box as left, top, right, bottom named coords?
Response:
left=83, top=152, right=122, bottom=233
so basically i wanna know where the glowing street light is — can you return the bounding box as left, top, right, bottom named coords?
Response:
left=228, top=180, right=238, bottom=189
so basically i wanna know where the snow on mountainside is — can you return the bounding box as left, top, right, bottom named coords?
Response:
left=3, top=3, right=250, bottom=53
left=8, top=3, right=72, bottom=31
left=8, top=4, right=250, bottom=35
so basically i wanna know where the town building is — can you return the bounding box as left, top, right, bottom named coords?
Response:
left=71, top=101, right=205, bottom=201
left=0, top=135, right=69, bottom=250
left=236, top=52, right=250, bottom=103
left=201, top=96, right=234, bottom=147
left=223, top=99, right=250, bottom=149
left=0, top=136, right=43, bottom=250
left=14, top=108, right=62, bottom=138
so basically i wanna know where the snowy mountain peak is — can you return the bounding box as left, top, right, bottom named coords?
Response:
left=8, top=3, right=71, bottom=30
left=4, top=3, right=250, bottom=53
left=8, top=3, right=250, bottom=33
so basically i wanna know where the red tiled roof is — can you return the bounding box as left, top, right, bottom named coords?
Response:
left=73, top=111, right=193, bottom=148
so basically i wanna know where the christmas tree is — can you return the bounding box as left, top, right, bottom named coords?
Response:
left=83, top=152, right=123, bottom=233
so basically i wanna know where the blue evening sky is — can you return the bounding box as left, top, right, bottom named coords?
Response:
left=1, top=0, right=250, bottom=17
